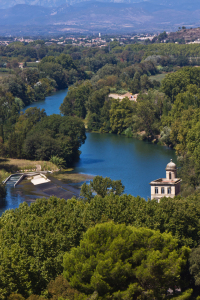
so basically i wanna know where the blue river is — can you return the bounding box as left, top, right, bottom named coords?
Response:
left=1, top=88, right=176, bottom=215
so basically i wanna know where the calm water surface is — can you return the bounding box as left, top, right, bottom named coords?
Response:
left=2, top=89, right=176, bottom=215
left=74, top=133, right=176, bottom=199
left=23, top=88, right=68, bottom=115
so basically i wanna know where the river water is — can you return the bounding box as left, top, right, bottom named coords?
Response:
left=2, top=88, right=176, bottom=215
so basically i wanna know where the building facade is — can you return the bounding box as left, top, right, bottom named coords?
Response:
left=150, top=159, right=181, bottom=201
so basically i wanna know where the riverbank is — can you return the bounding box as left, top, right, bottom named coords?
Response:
left=0, top=157, right=94, bottom=204
left=16, top=170, right=93, bottom=201
left=0, top=157, right=58, bottom=181
left=52, top=169, right=94, bottom=184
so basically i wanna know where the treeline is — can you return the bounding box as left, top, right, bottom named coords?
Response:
left=160, top=67, right=200, bottom=195
left=0, top=105, right=86, bottom=166
left=0, top=52, right=87, bottom=108
left=1, top=176, right=200, bottom=299
left=1, top=41, right=200, bottom=111
left=2, top=41, right=200, bottom=65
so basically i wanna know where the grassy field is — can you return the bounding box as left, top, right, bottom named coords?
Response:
left=52, top=170, right=94, bottom=184
left=149, top=73, right=167, bottom=83
left=0, top=158, right=58, bottom=181
left=0, top=158, right=93, bottom=185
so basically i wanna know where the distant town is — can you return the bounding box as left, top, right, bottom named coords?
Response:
left=0, top=33, right=157, bottom=47
left=2, top=27, right=200, bottom=47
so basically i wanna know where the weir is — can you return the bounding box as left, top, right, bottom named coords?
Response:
left=3, top=172, right=49, bottom=187
left=4, top=174, right=24, bottom=187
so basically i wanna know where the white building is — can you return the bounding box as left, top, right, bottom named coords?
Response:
left=150, top=159, right=181, bottom=201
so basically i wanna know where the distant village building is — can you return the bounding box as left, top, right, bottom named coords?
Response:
left=19, top=63, right=24, bottom=69
left=108, top=92, right=138, bottom=102
left=150, top=159, right=181, bottom=201
left=187, top=39, right=200, bottom=44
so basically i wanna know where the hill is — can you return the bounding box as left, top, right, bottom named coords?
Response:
left=168, top=27, right=200, bottom=43
left=1, top=1, right=200, bottom=35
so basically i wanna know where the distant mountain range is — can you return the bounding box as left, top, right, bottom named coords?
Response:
left=0, top=0, right=200, bottom=35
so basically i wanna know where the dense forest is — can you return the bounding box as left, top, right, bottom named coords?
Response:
left=2, top=40, right=200, bottom=299
left=1, top=179, right=200, bottom=299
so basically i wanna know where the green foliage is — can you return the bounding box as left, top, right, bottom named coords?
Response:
left=161, top=67, right=200, bottom=102
left=1, top=106, right=85, bottom=165
left=0, top=197, right=86, bottom=298
left=171, top=289, right=193, bottom=300
left=50, top=156, right=65, bottom=169
left=38, top=62, right=68, bottom=89
left=1, top=183, right=200, bottom=298
left=124, top=127, right=133, bottom=138
left=0, top=179, right=6, bottom=201
left=47, top=275, right=86, bottom=300
left=7, top=294, right=25, bottom=300
left=134, top=90, right=169, bottom=139
left=63, top=222, right=190, bottom=299
left=160, top=126, right=171, bottom=146
left=60, top=81, right=92, bottom=119
left=23, top=114, right=86, bottom=165
left=109, top=98, right=134, bottom=134
left=189, top=246, right=200, bottom=286
left=80, top=176, right=124, bottom=201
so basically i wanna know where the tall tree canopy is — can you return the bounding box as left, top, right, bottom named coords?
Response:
left=63, top=222, right=190, bottom=299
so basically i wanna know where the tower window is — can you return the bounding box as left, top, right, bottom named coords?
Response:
left=155, top=187, right=158, bottom=194
left=161, top=187, right=165, bottom=194
left=169, top=172, right=171, bottom=179
left=168, top=187, right=171, bottom=194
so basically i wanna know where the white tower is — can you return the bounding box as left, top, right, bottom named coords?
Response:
left=150, top=159, right=181, bottom=201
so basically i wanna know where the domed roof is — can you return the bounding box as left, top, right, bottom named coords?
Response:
left=166, top=159, right=176, bottom=170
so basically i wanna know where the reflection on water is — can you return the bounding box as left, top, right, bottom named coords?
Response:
left=1, top=181, right=28, bottom=216
left=23, top=89, right=68, bottom=115
left=0, top=177, right=45, bottom=216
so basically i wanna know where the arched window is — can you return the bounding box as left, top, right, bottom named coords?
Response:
left=161, top=187, right=165, bottom=194
left=155, top=187, right=158, bottom=194
left=169, top=172, right=171, bottom=179
left=168, top=187, right=171, bottom=194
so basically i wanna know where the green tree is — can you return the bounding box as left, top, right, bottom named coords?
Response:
left=23, top=115, right=86, bottom=165
left=189, top=246, right=200, bottom=287
left=0, top=177, right=6, bottom=201
left=63, top=222, right=190, bottom=299
left=80, top=176, right=124, bottom=202
left=60, top=81, right=91, bottom=118
left=38, top=62, right=68, bottom=89
left=47, top=275, right=85, bottom=300
left=0, top=197, right=86, bottom=298
left=56, top=54, right=76, bottom=71
left=130, top=71, right=141, bottom=94
left=109, top=98, right=134, bottom=134
left=135, top=95, right=157, bottom=138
